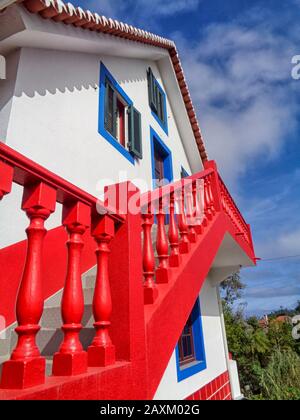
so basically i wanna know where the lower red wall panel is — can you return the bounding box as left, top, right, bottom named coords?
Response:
left=0, top=226, right=96, bottom=329
left=186, top=371, right=232, bottom=401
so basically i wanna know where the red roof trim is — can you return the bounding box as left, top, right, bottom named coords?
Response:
left=10, top=0, right=208, bottom=163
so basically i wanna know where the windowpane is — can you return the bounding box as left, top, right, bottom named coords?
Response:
left=117, top=99, right=125, bottom=146
left=105, top=84, right=115, bottom=136
left=154, top=149, right=164, bottom=188
left=178, top=313, right=196, bottom=366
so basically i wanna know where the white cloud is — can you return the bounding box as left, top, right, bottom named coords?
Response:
left=79, top=0, right=201, bottom=24
left=171, top=16, right=299, bottom=188
left=278, top=229, right=300, bottom=255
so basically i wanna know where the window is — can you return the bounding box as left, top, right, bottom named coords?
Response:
left=99, top=63, right=143, bottom=163
left=154, top=149, right=165, bottom=188
left=150, top=127, right=173, bottom=190
left=147, top=67, right=168, bottom=134
left=176, top=298, right=207, bottom=382
left=178, top=313, right=196, bottom=366
left=104, top=81, right=126, bottom=145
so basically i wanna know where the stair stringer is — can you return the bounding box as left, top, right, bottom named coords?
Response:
left=145, top=212, right=232, bottom=399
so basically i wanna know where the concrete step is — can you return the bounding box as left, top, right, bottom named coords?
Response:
left=82, top=274, right=96, bottom=290
left=40, top=303, right=93, bottom=329
left=0, top=326, right=96, bottom=377
left=38, top=327, right=95, bottom=357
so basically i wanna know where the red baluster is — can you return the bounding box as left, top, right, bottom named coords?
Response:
left=193, top=180, right=203, bottom=235
left=168, top=190, right=181, bottom=267
left=233, top=206, right=240, bottom=232
left=52, top=202, right=90, bottom=376
left=204, top=178, right=213, bottom=222
left=142, top=205, right=158, bottom=304
left=177, top=187, right=190, bottom=254
left=1, top=182, right=56, bottom=389
left=186, top=182, right=197, bottom=243
left=199, top=179, right=208, bottom=228
left=208, top=175, right=216, bottom=216
left=203, top=161, right=222, bottom=214
left=156, top=197, right=170, bottom=284
left=88, top=215, right=116, bottom=367
left=0, top=161, right=13, bottom=200
left=229, top=202, right=235, bottom=229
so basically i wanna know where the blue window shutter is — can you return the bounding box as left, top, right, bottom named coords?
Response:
left=147, top=67, right=158, bottom=112
left=128, top=105, right=143, bottom=159
left=104, top=80, right=117, bottom=138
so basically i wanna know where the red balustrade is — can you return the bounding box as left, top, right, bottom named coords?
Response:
left=218, top=173, right=251, bottom=245
left=0, top=143, right=254, bottom=392
left=52, top=202, right=90, bottom=376
left=88, top=216, right=116, bottom=367
left=0, top=143, right=122, bottom=389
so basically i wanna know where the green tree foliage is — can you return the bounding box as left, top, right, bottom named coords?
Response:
left=220, top=272, right=245, bottom=305
left=259, top=349, right=300, bottom=400
left=221, top=273, right=300, bottom=400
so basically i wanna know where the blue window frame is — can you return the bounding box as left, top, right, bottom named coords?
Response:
left=150, top=127, right=173, bottom=189
left=99, top=62, right=135, bottom=164
left=175, top=298, right=207, bottom=382
left=147, top=68, right=168, bottom=135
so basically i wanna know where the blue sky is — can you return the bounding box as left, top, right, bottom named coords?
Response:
left=73, top=0, right=300, bottom=316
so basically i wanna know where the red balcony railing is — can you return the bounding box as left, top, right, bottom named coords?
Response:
left=0, top=143, right=254, bottom=391
left=218, top=174, right=253, bottom=246
left=0, top=143, right=124, bottom=389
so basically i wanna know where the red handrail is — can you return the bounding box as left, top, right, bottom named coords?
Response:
left=218, top=174, right=248, bottom=231
left=0, top=142, right=125, bottom=224
left=140, top=168, right=214, bottom=207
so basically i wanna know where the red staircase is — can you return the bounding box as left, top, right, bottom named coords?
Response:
left=0, top=143, right=255, bottom=400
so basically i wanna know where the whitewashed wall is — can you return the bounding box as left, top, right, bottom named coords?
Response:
left=0, top=47, right=192, bottom=248
left=154, top=278, right=228, bottom=400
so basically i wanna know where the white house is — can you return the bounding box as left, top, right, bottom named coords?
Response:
left=0, top=0, right=255, bottom=400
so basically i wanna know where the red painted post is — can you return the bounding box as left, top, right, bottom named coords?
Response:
left=0, top=161, right=13, bottom=200
left=52, top=201, right=90, bottom=376
left=156, top=197, right=170, bottom=284
left=106, top=182, right=148, bottom=398
left=142, top=204, right=158, bottom=305
left=88, top=215, right=116, bottom=367
left=168, top=190, right=181, bottom=267
left=177, top=186, right=190, bottom=254
left=1, top=182, right=56, bottom=389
